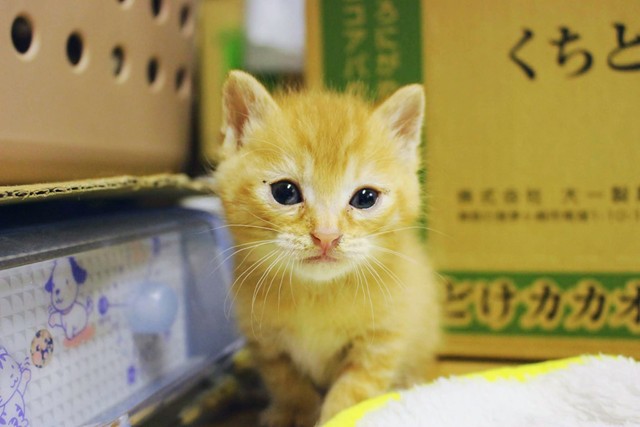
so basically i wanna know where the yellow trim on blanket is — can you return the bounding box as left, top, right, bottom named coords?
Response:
left=468, top=355, right=588, bottom=382
left=322, top=355, right=611, bottom=426
left=323, top=392, right=400, bottom=427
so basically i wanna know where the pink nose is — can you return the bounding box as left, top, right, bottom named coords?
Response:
left=311, top=231, right=342, bottom=253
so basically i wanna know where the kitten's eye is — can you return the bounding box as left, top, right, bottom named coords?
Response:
left=349, top=188, right=379, bottom=209
left=270, top=180, right=303, bottom=205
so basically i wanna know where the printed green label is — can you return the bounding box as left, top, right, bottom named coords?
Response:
left=320, top=0, right=423, bottom=98
left=443, top=272, right=640, bottom=338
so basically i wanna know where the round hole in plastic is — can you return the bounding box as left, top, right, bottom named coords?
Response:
left=151, top=0, right=163, bottom=18
left=175, top=67, right=191, bottom=98
left=11, top=15, right=33, bottom=55
left=112, top=46, right=125, bottom=77
left=175, top=67, right=186, bottom=90
left=147, top=57, right=163, bottom=89
left=179, top=4, right=191, bottom=30
left=66, top=32, right=84, bottom=66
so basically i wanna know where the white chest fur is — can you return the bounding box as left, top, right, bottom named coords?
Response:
left=281, top=320, right=349, bottom=386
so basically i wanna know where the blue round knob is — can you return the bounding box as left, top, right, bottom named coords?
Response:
left=127, top=282, right=179, bottom=334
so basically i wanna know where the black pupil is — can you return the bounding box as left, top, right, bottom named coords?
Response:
left=271, top=181, right=302, bottom=205
left=350, top=188, right=378, bottom=209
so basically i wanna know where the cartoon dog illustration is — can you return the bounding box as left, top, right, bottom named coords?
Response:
left=45, top=257, right=94, bottom=346
left=0, top=347, right=31, bottom=427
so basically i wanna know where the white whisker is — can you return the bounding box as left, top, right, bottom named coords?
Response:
left=224, top=248, right=278, bottom=318
left=288, top=258, right=297, bottom=307
left=215, top=240, right=276, bottom=284
left=361, top=259, right=392, bottom=302
left=350, top=261, right=365, bottom=305
left=369, top=245, right=420, bottom=265
left=277, top=257, right=293, bottom=313
left=363, top=268, right=375, bottom=333
left=240, top=208, right=284, bottom=232
left=211, top=239, right=276, bottom=269
left=253, top=252, right=287, bottom=326
left=368, top=255, right=406, bottom=292
left=366, top=225, right=448, bottom=238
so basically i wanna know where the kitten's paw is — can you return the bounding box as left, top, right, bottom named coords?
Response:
left=259, top=404, right=318, bottom=427
left=319, top=393, right=360, bottom=425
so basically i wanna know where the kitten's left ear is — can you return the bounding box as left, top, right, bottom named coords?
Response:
left=373, top=84, right=425, bottom=160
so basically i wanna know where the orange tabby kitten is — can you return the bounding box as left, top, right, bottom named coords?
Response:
left=213, top=71, right=440, bottom=427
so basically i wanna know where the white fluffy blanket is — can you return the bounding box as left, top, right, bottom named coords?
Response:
left=325, top=355, right=640, bottom=427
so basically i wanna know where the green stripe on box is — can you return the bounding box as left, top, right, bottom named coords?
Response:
left=442, top=271, right=640, bottom=339
left=320, top=0, right=423, bottom=97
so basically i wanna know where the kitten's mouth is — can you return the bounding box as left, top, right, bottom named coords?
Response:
left=303, top=254, right=339, bottom=263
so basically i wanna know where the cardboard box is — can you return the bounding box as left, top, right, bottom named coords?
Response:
left=307, top=0, right=640, bottom=359
left=0, top=174, right=211, bottom=206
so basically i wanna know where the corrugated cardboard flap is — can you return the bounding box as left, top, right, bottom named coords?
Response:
left=0, top=174, right=214, bottom=206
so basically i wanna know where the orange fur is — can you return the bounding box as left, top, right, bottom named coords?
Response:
left=214, top=71, right=440, bottom=427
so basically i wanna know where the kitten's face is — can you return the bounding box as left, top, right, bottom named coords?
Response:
left=216, top=72, right=424, bottom=283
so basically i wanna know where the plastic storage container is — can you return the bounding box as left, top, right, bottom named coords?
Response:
left=1, top=0, right=195, bottom=184
left=0, top=207, right=237, bottom=426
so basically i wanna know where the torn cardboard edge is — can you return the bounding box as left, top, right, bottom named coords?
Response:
left=0, top=174, right=215, bottom=206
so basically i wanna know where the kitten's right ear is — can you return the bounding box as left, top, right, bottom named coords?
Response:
left=221, top=70, right=278, bottom=155
left=372, top=84, right=425, bottom=164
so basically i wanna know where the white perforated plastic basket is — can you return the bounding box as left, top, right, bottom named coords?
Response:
left=1, top=0, right=196, bottom=184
